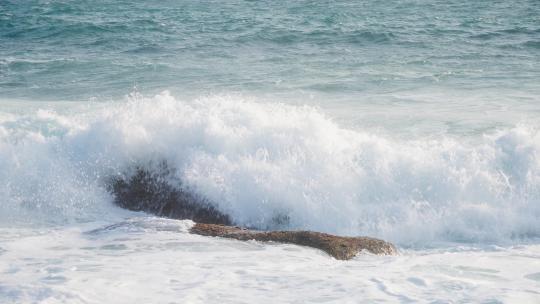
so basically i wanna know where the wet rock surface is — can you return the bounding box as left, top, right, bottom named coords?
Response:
left=109, top=166, right=397, bottom=259
left=109, top=167, right=232, bottom=225
left=190, top=223, right=397, bottom=260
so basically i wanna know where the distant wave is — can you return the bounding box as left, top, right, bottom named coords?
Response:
left=0, top=92, right=539, bottom=247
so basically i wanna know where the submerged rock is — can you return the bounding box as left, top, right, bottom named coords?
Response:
left=109, top=165, right=397, bottom=259
left=190, top=223, right=397, bottom=260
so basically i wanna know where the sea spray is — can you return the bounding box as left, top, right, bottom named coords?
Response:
left=0, top=92, right=539, bottom=246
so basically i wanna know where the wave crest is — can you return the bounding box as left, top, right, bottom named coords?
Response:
left=1, top=92, right=539, bottom=246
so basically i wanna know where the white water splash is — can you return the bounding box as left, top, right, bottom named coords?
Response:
left=0, top=92, right=539, bottom=246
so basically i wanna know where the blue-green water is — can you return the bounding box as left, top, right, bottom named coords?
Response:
left=2, top=1, right=539, bottom=132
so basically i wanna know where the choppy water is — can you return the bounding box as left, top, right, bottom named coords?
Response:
left=1, top=1, right=540, bottom=303
left=2, top=0, right=540, bottom=133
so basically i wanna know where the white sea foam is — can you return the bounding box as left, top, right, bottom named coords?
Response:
left=1, top=221, right=539, bottom=303
left=0, top=92, right=539, bottom=246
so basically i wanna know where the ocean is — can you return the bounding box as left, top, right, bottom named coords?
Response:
left=1, top=0, right=540, bottom=303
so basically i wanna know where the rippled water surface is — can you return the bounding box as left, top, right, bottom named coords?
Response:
left=1, top=0, right=539, bottom=134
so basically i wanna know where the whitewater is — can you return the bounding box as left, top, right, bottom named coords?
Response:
left=0, top=93, right=539, bottom=302
left=2, top=0, right=540, bottom=302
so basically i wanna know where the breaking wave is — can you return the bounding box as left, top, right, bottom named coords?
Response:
left=1, top=91, right=539, bottom=246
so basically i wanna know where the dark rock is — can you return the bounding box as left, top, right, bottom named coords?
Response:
left=109, top=166, right=232, bottom=225
left=108, top=164, right=397, bottom=259
left=190, top=223, right=397, bottom=260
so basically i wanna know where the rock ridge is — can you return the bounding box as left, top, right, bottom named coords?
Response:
left=109, top=167, right=397, bottom=260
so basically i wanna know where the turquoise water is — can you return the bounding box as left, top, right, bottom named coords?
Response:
left=2, top=0, right=539, bottom=134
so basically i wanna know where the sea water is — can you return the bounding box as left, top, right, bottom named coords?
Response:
left=1, top=1, right=539, bottom=303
